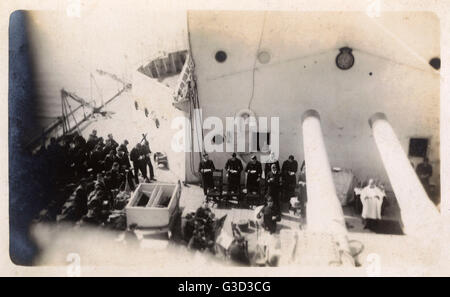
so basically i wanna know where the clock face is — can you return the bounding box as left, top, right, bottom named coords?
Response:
left=336, top=47, right=354, bottom=70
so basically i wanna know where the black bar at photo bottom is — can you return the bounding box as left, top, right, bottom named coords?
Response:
left=126, top=277, right=411, bottom=295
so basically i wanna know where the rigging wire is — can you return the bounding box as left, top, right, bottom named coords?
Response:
left=186, top=14, right=204, bottom=178
left=190, top=80, right=203, bottom=178
left=66, top=100, right=81, bottom=134
left=247, top=12, right=267, bottom=110
left=91, top=73, right=104, bottom=107
left=188, top=97, right=196, bottom=176
left=61, top=94, right=67, bottom=134
left=63, top=94, right=71, bottom=133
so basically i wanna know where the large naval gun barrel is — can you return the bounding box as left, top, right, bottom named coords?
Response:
left=301, top=110, right=354, bottom=266
left=369, top=113, right=441, bottom=237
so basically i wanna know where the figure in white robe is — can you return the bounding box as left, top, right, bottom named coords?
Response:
left=360, top=179, right=385, bottom=220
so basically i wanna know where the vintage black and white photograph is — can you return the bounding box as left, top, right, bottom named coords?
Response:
left=4, top=0, right=450, bottom=278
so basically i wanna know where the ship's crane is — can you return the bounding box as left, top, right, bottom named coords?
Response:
left=27, top=71, right=132, bottom=151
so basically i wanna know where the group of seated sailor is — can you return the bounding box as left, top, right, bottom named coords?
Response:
left=199, top=151, right=303, bottom=197
left=183, top=203, right=217, bottom=253
left=34, top=129, right=158, bottom=226
left=198, top=151, right=308, bottom=234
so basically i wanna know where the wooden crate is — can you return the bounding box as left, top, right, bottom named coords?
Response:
left=125, top=181, right=181, bottom=230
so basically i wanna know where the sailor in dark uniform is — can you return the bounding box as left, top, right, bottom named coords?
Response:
left=117, top=148, right=131, bottom=169
left=225, top=153, right=243, bottom=194
left=118, top=139, right=129, bottom=156
left=105, top=133, right=119, bottom=151
left=130, top=143, right=146, bottom=184
left=266, top=163, right=282, bottom=214
left=103, top=149, right=118, bottom=172
left=298, top=160, right=307, bottom=219
left=257, top=197, right=278, bottom=234
left=86, top=129, right=99, bottom=151
left=245, top=155, right=262, bottom=193
left=281, top=155, right=298, bottom=201
left=416, top=157, right=433, bottom=191
left=108, top=162, right=125, bottom=190
left=73, top=132, right=87, bottom=148
left=89, top=145, right=104, bottom=174
left=141, top=140, right=155, bottom=181
left=198, top=153, right=215, bottom=195
left=58, top=178, right=89, bottom=222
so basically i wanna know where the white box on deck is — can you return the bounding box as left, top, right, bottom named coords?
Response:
left=125, top=181, right=181, bottom=229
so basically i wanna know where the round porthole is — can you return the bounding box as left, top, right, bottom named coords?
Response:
left=215, top=50, right=227, bottom=63
left=429, top=57, right=440, bottom=70
left=212, top=134, right=224, bottom=145
left=258, top=51, right=271, bottom=64
left=336, top=47, right=354, bottom=70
